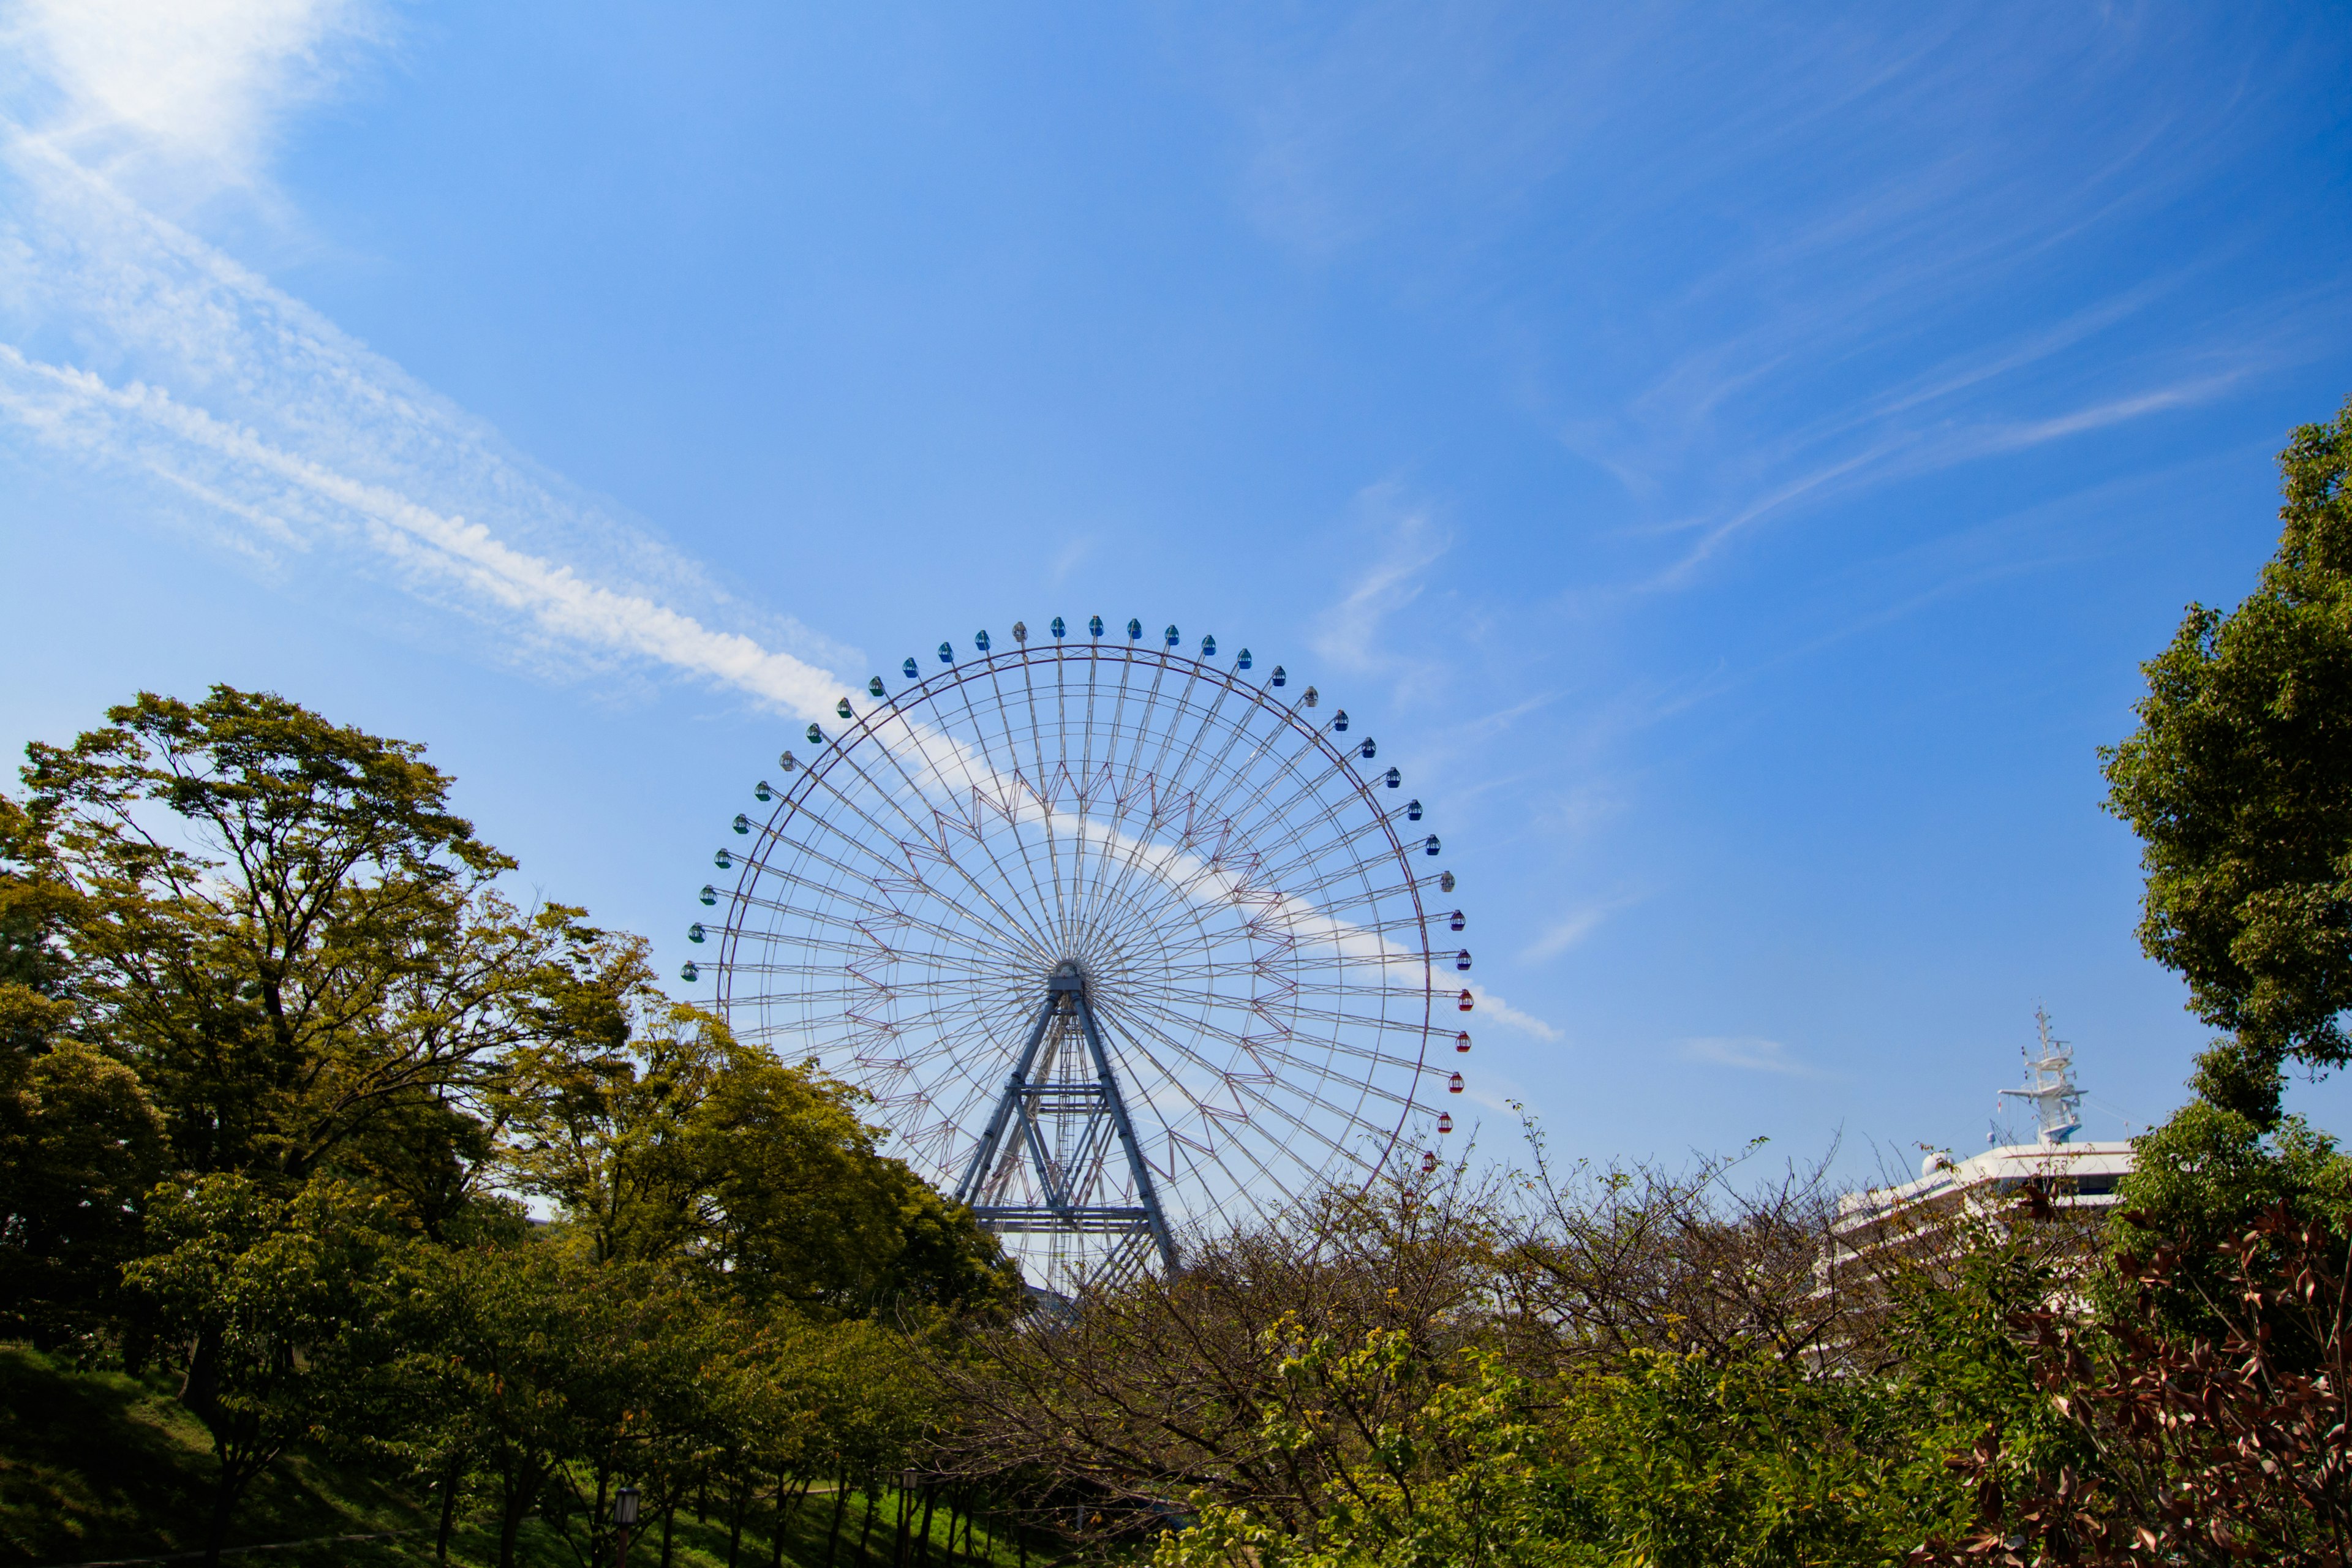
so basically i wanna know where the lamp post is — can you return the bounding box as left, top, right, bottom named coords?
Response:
left=612, top=1485, right=641, bottom=1568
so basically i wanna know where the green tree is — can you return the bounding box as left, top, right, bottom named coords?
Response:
left=0, top=796, right=165, bottom=1354
left=2103, top=396, right=2352, bottom=1125
left=0, top=999, right=165, bottom=1351
left=21, top=685, right=586, bottom=1191
left=389, top=1240, right=643, bottom=1568
left=499, top=954, right=1013, bottom=1314
left=2105, top=1101, right=2352, bottom=1342
left=126, top=1174, right=408, bottom=1567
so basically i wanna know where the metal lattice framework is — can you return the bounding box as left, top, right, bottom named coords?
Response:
left=693, top=620, right=1471, bottom=1294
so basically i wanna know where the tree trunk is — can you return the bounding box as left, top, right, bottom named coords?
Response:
left=180, top=1326, right=224, bottom=1428
left=590, top=1468, right=611, bottom=1568
left=435, top=1460, right=463, bottom=1565
left=824, top=1474, right=851, bottom=1568
left=727, top=1472, right=747, bottom=1568
left=199, top=1462, right=243, bottom=1568
left=856, top=1485, right=879, bottom=1568
left=660, top=1503, right=676, bottom=1568
left=914, top=1487, right=937, bottom=1568
left=497, top=1469, right=532, bottom=1568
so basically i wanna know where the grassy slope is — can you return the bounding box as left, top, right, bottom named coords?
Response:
left=0, top=1344, right=422, bottom=1566
left=0, top=1346, right=1039, bottom=1568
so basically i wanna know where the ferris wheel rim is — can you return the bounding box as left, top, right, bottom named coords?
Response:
left=706, top=633, right=1457, bottom=1248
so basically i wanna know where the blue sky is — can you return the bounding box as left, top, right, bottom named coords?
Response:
left=3, top=2, right=2350, bottom=1182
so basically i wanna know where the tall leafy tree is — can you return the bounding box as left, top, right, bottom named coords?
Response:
left=2105, top=396, right=2352, bottom=1125
left=499, top=944, right=1014, bottom=1314
left=21, top=685, right=587, bottom=1190
left=126, top=1175, right=409, bottom=1567
left=0, top=791, right=165, bottom=1352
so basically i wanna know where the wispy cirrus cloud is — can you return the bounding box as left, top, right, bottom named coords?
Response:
left=1683, top=1036, right=1828, bottom=1079
left=1520, top=891, right=1641, bottom=964
left=1311, top=486, right=1452, bottom=674
left=0, top=342, right=853, bottom=718
left=0, top=2, right=860, bottom=718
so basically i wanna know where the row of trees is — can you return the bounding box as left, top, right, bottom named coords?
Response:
left=0, top=687, right=1012, bottom=1566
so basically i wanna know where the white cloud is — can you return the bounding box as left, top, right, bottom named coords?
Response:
left=1520, top=905, right=1608, bottom=963
left=1311, top=487, right=1450, bottom=676
left=0, top=128, right=859, bottom=707
left=1682, top=1036, right=1827, bottom=1079
left=1467, top=982, right=1558, bottom=1042
left=0, top=344, right=856, bottom=720
left=2, top=0, right=384, bottom=187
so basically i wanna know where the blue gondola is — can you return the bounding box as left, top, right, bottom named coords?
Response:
left=1449, top=910, right=1466, bottom=932
left=732, top=813, right=750, bottom=835
left=1128, top=618, right=1143, bottom=639
left=903, top=657, right=919, bottom=679
left=1332, top=709, right=1349, bottom=732
left=1201, top=635, right=1216, bottom=657
left=1164, top=624, right=1180, bottom=646
left=1270, top=665, right=1286, bottom=687
left=1090, top=615, right=1104, bottom=637
left=938, top=642, right=954, bottom=664
left=1384, top=767, right=1401, bottom=788
left=1052, top=617, right=1067, bottom=638
left=1455, top=949, right=1472, bottom=971
left=976, top=630, right=991, bottom=652
left=1359, top=738, right=1376, bottom=760
left=1237, top=648, right=1253, bottom=669
left=1424, top=834, right=1442, bottom=856
left=699, top=885, right=718, bottom=907
left=688, top=922, right=707, bottom=944
left=1406, top=799, right=1423, bottom=821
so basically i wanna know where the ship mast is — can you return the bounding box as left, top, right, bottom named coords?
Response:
left=1999, top=1006, right=2084, bottom=1145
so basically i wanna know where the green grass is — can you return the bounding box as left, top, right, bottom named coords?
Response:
left=0, top=1343, right=422, bottom=1566
left=445, top=1479, right=1041, bottom=1568
left=0, top=1344, right=1044, bottom=1568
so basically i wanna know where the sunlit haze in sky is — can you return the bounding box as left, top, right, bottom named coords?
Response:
left=4, top=2, right=2350, bottom=1183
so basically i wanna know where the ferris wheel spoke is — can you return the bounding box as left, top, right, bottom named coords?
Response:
left=916, top=661, right=1084, bottom=959
left=806, top=715, right=1069, bottom=961
left=972, top=655, right=1074, bottom=948
left=1088, top=1008, right=1321, bottom=1211
left=1112, top=986, right=1432, bottom=1091
left=1093, top=1001, right=1389, bottom=1188
left=1183, top=701, right=1351, bottom=846
left=1256, top=797, right=1419, bottom=891
left=821, top=693, right=1085, bottom=963
left=729, top=846, right=1032, bottom=975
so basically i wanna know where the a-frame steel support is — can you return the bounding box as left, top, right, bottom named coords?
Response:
left=954, top=961, right=1178, bottom=1272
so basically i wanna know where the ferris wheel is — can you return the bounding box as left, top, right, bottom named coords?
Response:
left=686, top=616, right=1473, bottom=1294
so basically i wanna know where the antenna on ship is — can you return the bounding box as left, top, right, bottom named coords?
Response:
left=1999, top=1006, right=2084, bottom=1146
